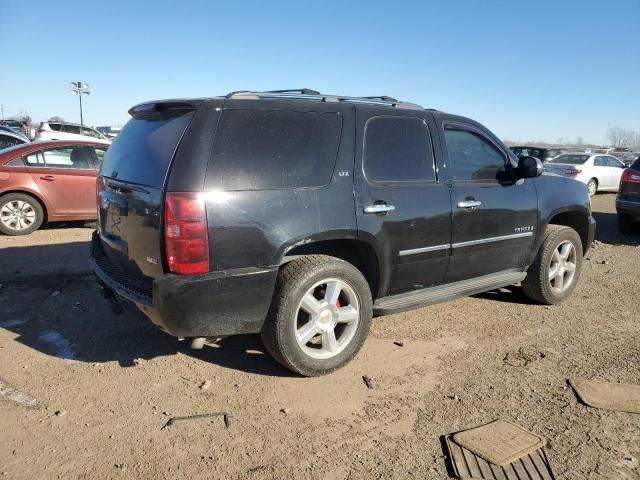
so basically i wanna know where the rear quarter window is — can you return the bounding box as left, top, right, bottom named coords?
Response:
left=205, top=109, right=341, bottom=190
left=101, top=111, right=194, bottom=187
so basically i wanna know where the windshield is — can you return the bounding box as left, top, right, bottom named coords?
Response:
left=101, top=111, right=194, bottom=187
left=547, top=154, right=589, bottom=165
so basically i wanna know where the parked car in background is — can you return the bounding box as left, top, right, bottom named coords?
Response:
left=0, top=140, right=107, bottom=235
left=616, top=158, right=640, bottom=233
left=544, top=153, right=626, bottom=196
left=34, top=121, right=110, bottom=143
left=0, top=130, right=29, bottom=150
left=90, top=90, right=594, bottom=376
left=510, top=146, right=565, bottom=163
left=0, top=119, right=28, bottom=137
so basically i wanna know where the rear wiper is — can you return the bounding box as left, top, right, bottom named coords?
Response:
left=105, top=178, right=151, bottom=195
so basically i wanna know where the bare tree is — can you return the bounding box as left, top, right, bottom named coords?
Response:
left=48, top=116, right=65, bottom=122
left=606, top=126, right=636, bottom=148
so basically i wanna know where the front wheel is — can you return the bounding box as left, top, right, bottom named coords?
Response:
left=587, top=178, right=598, bottom=197
left=0, top=193, right=44, bottom=235
left=261, top=255, right=373, bottom=376
left=522, top=225, right=583, bottom=305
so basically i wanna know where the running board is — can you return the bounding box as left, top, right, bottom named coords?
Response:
left=373, top=269, right=527, bottom=315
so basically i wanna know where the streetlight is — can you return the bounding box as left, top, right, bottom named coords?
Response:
left=70, top=81, right=90, bottom=125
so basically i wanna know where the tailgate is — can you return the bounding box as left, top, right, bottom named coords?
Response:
left=96, top=105, right=196, bottom=282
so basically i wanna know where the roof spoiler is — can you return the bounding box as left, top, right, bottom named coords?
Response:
left=128, top=99, right=205, bottom=117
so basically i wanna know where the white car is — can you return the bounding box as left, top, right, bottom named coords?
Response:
left=544, top=153, right=626, bottom=196
left=33, top=121, right=110, bottom=143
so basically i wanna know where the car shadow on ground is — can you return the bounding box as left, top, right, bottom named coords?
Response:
left=40, top=220, right=97, bottom=230
left=472, top=285, right=534, bottom=305
left=591, top=211, right=640, bottom=246
left=0, top=242, right=294, bottom=377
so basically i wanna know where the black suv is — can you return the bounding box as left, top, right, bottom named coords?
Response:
left=91, top=89, right=596, bottom=376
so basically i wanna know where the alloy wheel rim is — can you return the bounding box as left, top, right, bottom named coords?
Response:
left=0, top=200, right=36, bottom=231
left=548, top=240, right=577, bottom=293
left=588, top=181, right=596, bottom=196
left=294, top=278, right=360, bottom=360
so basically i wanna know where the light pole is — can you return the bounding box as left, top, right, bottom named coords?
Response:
left=70, top=81, right=90, bottom=125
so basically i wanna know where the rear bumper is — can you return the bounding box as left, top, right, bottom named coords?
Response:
left=90, top=232, right=278, bottom=338
left=616, top=198, right=640, bottom=222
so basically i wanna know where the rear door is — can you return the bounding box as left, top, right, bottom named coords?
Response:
left=355, top=107, right=451, bottom=296
left=24, top=146, right=97, bottom=217
left=439, top=120, right=538, bottom=283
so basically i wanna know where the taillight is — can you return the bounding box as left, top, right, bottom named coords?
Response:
left=620, top=168, right=640, bottom=184
left=164, top=192, right=209, bottom=274
left=36, top=128, right=45, bottom=134
left=565, top=168, right=582, bottom=175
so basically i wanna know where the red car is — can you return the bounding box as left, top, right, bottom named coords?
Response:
left=0, top=140, right=108, bottom=235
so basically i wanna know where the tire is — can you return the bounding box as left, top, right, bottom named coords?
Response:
left=522, top=225, right=583, bottom=305
left=261, top=255, right=373, bottom=377
left=618, top=214, right=635, bottom=234
left=0, top=193, right=44, bottom=235
left=587, top=178, right=598, bottom=197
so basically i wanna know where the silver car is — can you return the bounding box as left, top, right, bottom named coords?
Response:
left=545, top=153, right=626, bottom=196
left=33, top=121, right=110, bottom=143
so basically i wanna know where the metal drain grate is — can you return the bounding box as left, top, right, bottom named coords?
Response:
left=443, top=434, right=555, bottom=479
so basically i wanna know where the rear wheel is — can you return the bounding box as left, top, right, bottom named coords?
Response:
left=0, top=193, right=44, bottom=235
left=261, top=255, right=373, bottom=376
left=587, top=178, right=598, bottom=196
left=522, top=225, right=583, bottom=305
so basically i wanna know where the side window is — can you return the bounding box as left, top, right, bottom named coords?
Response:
left=81, top=127, right=100, bottom=138
left=444, top=127, right=507, bottom=182
left=594, top=156, right=607, bottom=167
left=62, top=125, right=81, bottom=134
left=49, top=123, right=63, bottom=132
left=41, top=147, right=93, bottom=169
left=5, top=157, right=26, bottom=167
left=25, top=151, right=45, bottom=167
left=606, top=157, right=624, bottom=168
left=0, top=136, right=23, bottom=149
left=93, top=147, right=107, bottom=168
left=363, top=116, right=435, bottom=182
left=206, top=110, right=341, bottom=190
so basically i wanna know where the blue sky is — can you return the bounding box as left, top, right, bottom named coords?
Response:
left=2, top=0, right=639, bottom=144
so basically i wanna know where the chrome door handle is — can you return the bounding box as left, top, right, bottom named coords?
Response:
left=363, top=204, right=396, bottom=214
left=457, top=200, right=482, bottom=209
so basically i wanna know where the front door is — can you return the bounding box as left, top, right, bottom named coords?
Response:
left=355, top=108, right=451, bottom=297
left=439, top=122, right=538, bottom=283
left=605, top=155, right=625, bottom=189
left=24, top=146, right=97, bottom=217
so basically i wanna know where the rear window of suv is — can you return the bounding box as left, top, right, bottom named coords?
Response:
left=205, top=109, right=341, bottom=191
left=101, top=111, right=194, bottom=187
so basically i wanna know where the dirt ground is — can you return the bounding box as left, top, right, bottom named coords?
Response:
left=0, top=194, right=638, bottom=480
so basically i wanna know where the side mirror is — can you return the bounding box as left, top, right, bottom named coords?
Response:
left=518, top=156, right=543, bottom=179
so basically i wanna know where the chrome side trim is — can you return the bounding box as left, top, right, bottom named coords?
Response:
left=452, top=231, right=534, bottom=249
left=399, top=244, right=450, bottom=256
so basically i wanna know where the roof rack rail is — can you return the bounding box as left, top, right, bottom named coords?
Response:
left=225, top=90, right=424, bottom=110
left=360, top=96, right=399, bottom=103
left=265, top=88, right=321, bottom=95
